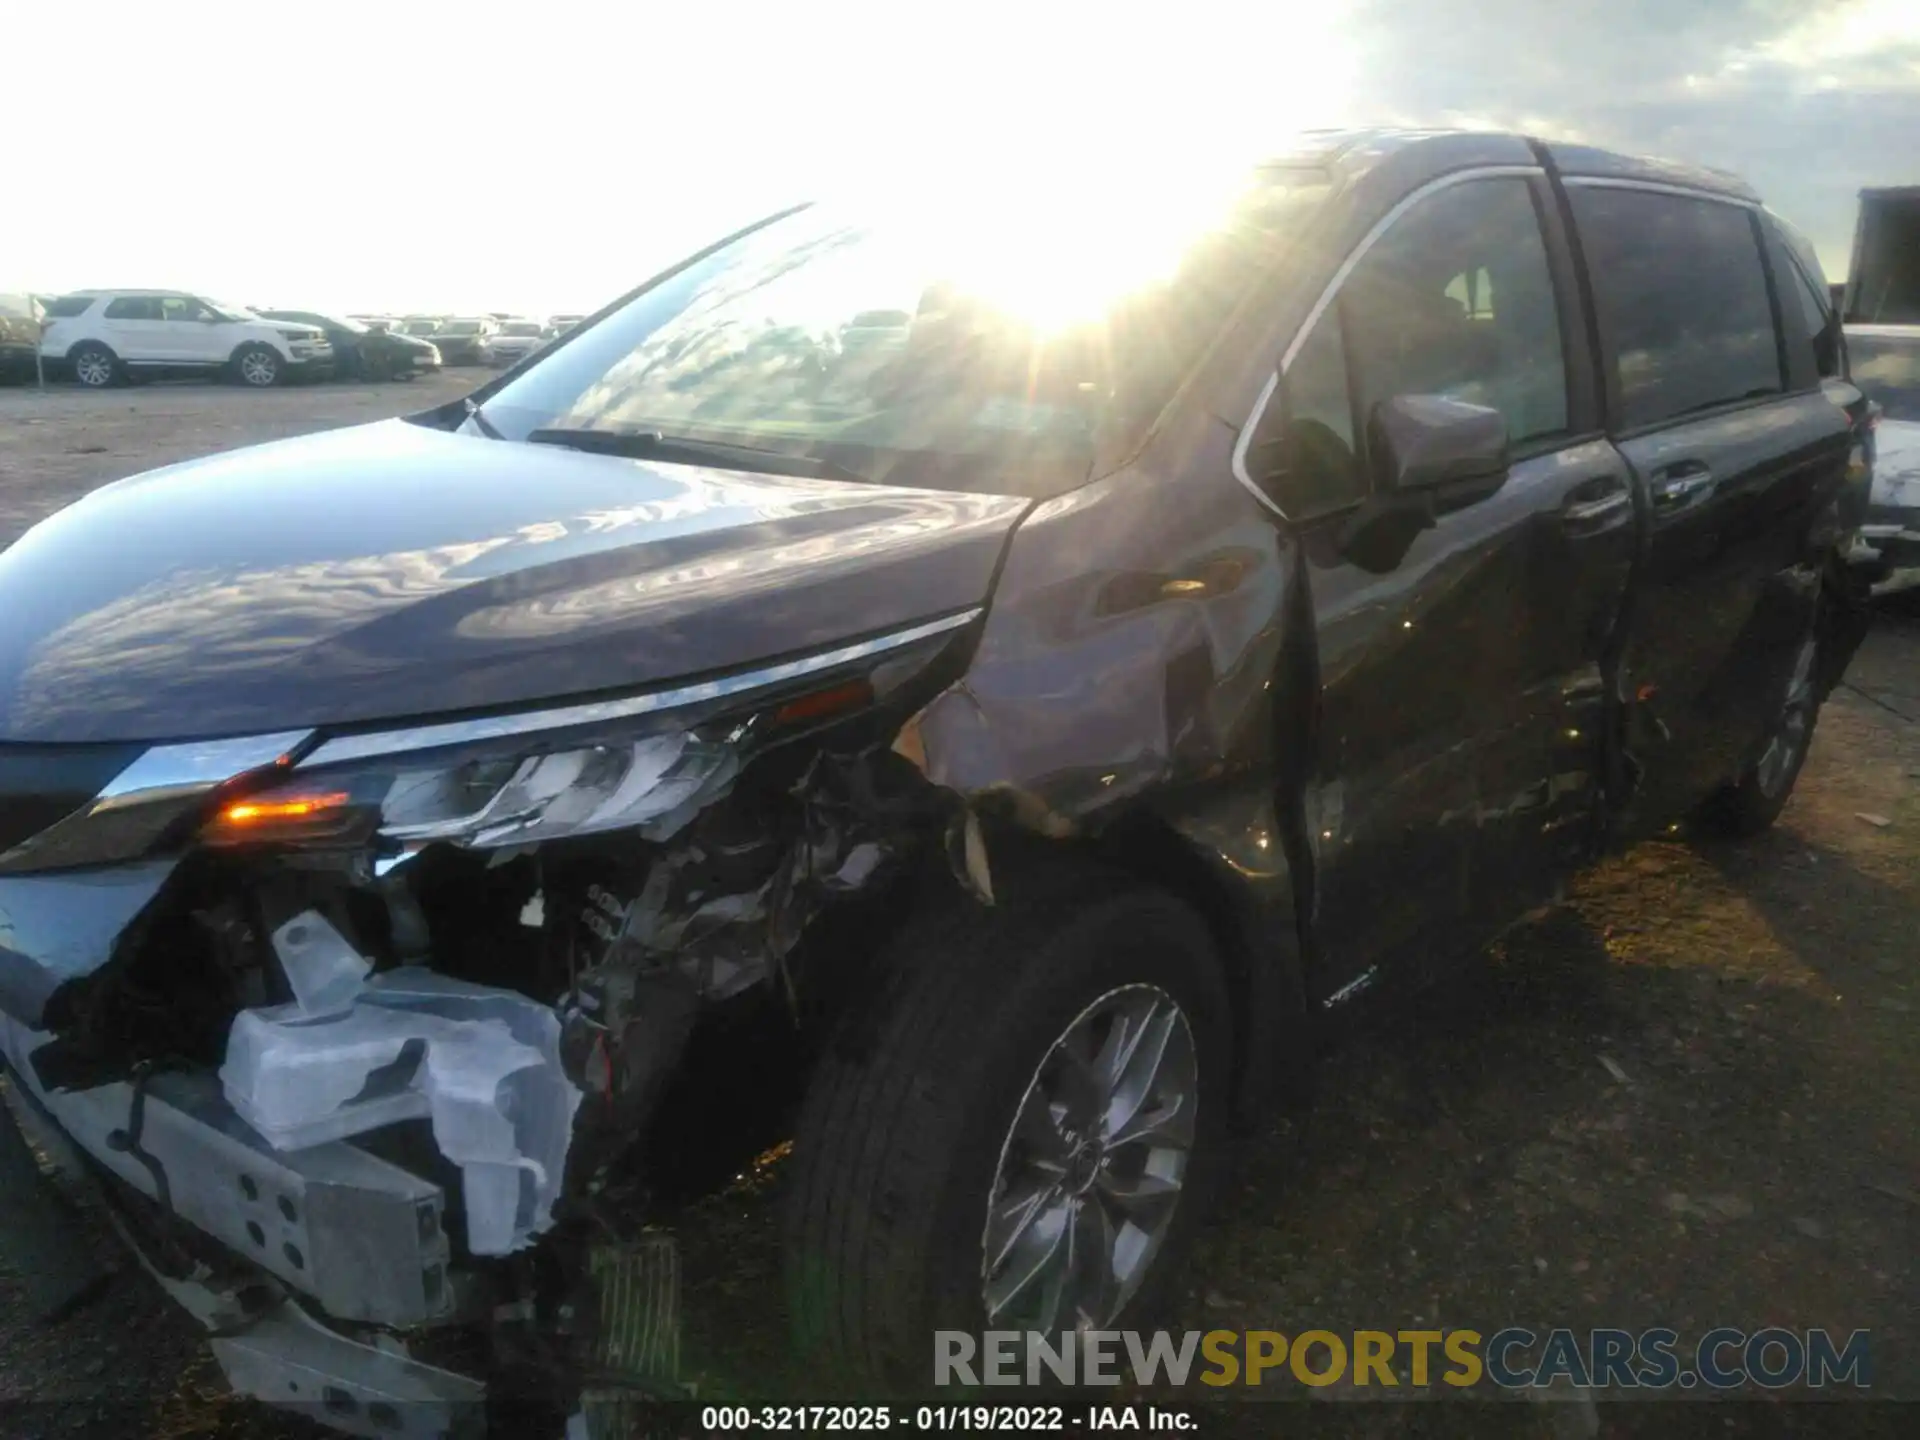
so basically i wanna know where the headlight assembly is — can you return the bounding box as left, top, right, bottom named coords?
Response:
left=0, top=610, right=977, bottom=874
left=201, top=727, right=739, bottom=852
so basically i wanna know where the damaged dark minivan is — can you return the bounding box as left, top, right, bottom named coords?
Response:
left=0, top=131, right=1872, bottom=1432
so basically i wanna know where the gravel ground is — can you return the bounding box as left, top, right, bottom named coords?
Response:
left=0, top=379, right=1914, bottom=1437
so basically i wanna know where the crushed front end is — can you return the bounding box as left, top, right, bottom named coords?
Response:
left=0, top=613, right=977, bottom=1438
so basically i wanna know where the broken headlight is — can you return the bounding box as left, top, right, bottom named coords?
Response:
left=0, top=612, right=976, bottom=873
left=200, top=727, right=738, bottom=853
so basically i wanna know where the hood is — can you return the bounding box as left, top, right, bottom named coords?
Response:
left=0, top=421, right=1028, bottom=743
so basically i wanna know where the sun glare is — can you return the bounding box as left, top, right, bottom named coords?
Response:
left=877, top=159, right=1264, bottom=335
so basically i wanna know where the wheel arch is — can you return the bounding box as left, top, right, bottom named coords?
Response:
left=1093, top=809, right=1312, bottom=1128
left=229, top=338, right=282, bottom=365
left=967, top=807, right=1313, bottom=1132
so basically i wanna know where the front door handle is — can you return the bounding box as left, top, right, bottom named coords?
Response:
left=1650, top=460, right=1714, bottom=508
left=1562, top=478, right=1633, bottom=534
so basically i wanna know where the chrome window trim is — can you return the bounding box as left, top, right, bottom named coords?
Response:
left=299, top=608, right=981, bottom=768
left=1230, top=165, right=1545, bottom=519
left=1559, top=175, right=1760, bottom=211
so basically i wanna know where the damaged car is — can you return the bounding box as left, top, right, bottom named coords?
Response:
left=0, top=130, right=1874, bottom=1434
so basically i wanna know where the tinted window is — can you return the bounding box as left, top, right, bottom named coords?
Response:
left=1261, top=315, right=1360, bottom=518
left=43, top=295, right=97, bottom=318
left=1768, top=214, right=1841, bottom=379
left=103, top=296, right=160, bottom=320
left=1850, top=333, right=1920, bottom=423
left=1784, top=263, right=1840, bottom=379
left=1570, top=188, right=1782, bottom=428
left=1342, top=178, right=1567, bottom=446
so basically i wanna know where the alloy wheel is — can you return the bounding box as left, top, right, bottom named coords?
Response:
left=1755, top=630, right=1818, bottom=799
left=981, top=984, right=1197, bottom=1333
left=74, top=351, right=113, bottom=387
left=239, top=350, right=279, bottom=387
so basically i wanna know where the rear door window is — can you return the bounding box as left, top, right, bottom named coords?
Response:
left=158, top=296, right=216, bottom=323
left=103, top=296, right=162, bottom=321
left=1569, top=187, right=1783, bottom=428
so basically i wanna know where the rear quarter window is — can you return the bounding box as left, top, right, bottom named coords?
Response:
left=1570, top=187, right=1783, bottom=428
left=42, top=294, right=98, bottom=318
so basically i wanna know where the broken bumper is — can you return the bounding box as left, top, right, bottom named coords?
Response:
left=0, top=1012, right=456, bottom=1325
left=0, top=1051, right=486, bottom=1438
left=0, top=862, right=178, bottom=1028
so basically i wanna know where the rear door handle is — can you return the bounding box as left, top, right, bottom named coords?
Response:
left=1650, top=460, right=1714, bottom=508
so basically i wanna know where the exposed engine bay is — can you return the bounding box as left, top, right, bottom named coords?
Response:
left=0, top=680, right=978, bottom=1429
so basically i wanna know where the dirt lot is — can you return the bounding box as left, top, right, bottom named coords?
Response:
left=0, top=380, right=1914, bottom=1437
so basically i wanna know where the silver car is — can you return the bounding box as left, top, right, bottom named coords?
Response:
left=1848, top=324, right=1920, bottom=582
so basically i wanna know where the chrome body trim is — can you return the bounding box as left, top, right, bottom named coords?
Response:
left=299, top=609, right=981, bottom=768
left=93, top=730, right=313, bottom=810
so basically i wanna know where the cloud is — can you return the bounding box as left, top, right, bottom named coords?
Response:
left=1342, top=0, right=1920, bottom=273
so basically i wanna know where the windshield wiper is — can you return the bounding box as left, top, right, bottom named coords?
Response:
left=524, top=426, right=868, bottom=484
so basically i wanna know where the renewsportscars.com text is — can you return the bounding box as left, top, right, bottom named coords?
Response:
left=934, top=1327, right=1871, bottom=1391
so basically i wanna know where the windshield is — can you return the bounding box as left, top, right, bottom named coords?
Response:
left=1852, top=333, right=1920, bottom=423
left=439, top=320, right=483, bottom=335
left=476, top=174, right=1328, bottom=496
left=501, top=322, right=544, bottom=337
left=207, top=300, right=256, bottom=321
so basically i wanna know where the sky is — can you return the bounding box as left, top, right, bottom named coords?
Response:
left=6, top=0, right=1918, bottom=316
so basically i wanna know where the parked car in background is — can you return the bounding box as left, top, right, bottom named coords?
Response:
left=488, top=318, right=548, bottom=366
left=0, top=294, right=43, bottom=381
left=546, top=312, right=586, bottom=335
left=398, top=316, right=447, bottom=337
left=1847, top=324, right=1920, bottom=580
left=429, top=316, right=498, bottom=365
left=255, top=310, right=441, bottom=381
left=0, top=133, right=1874, bottom=1430
left=37, top=291, right=331, bottom=387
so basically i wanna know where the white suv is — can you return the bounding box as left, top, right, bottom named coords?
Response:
left=38, top=290, right=333, bottom=388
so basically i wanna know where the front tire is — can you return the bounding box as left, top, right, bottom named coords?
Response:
left=232, top=343, right=282, bottom=388
left=68, top=342, right=118, bottom=388
left=784, top=881, right=1232, bottom=1389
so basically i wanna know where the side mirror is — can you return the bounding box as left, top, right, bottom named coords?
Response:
left=1368, top=393, right=1510, bottom=499
left=1332, top=395, right=1511, bottom=575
